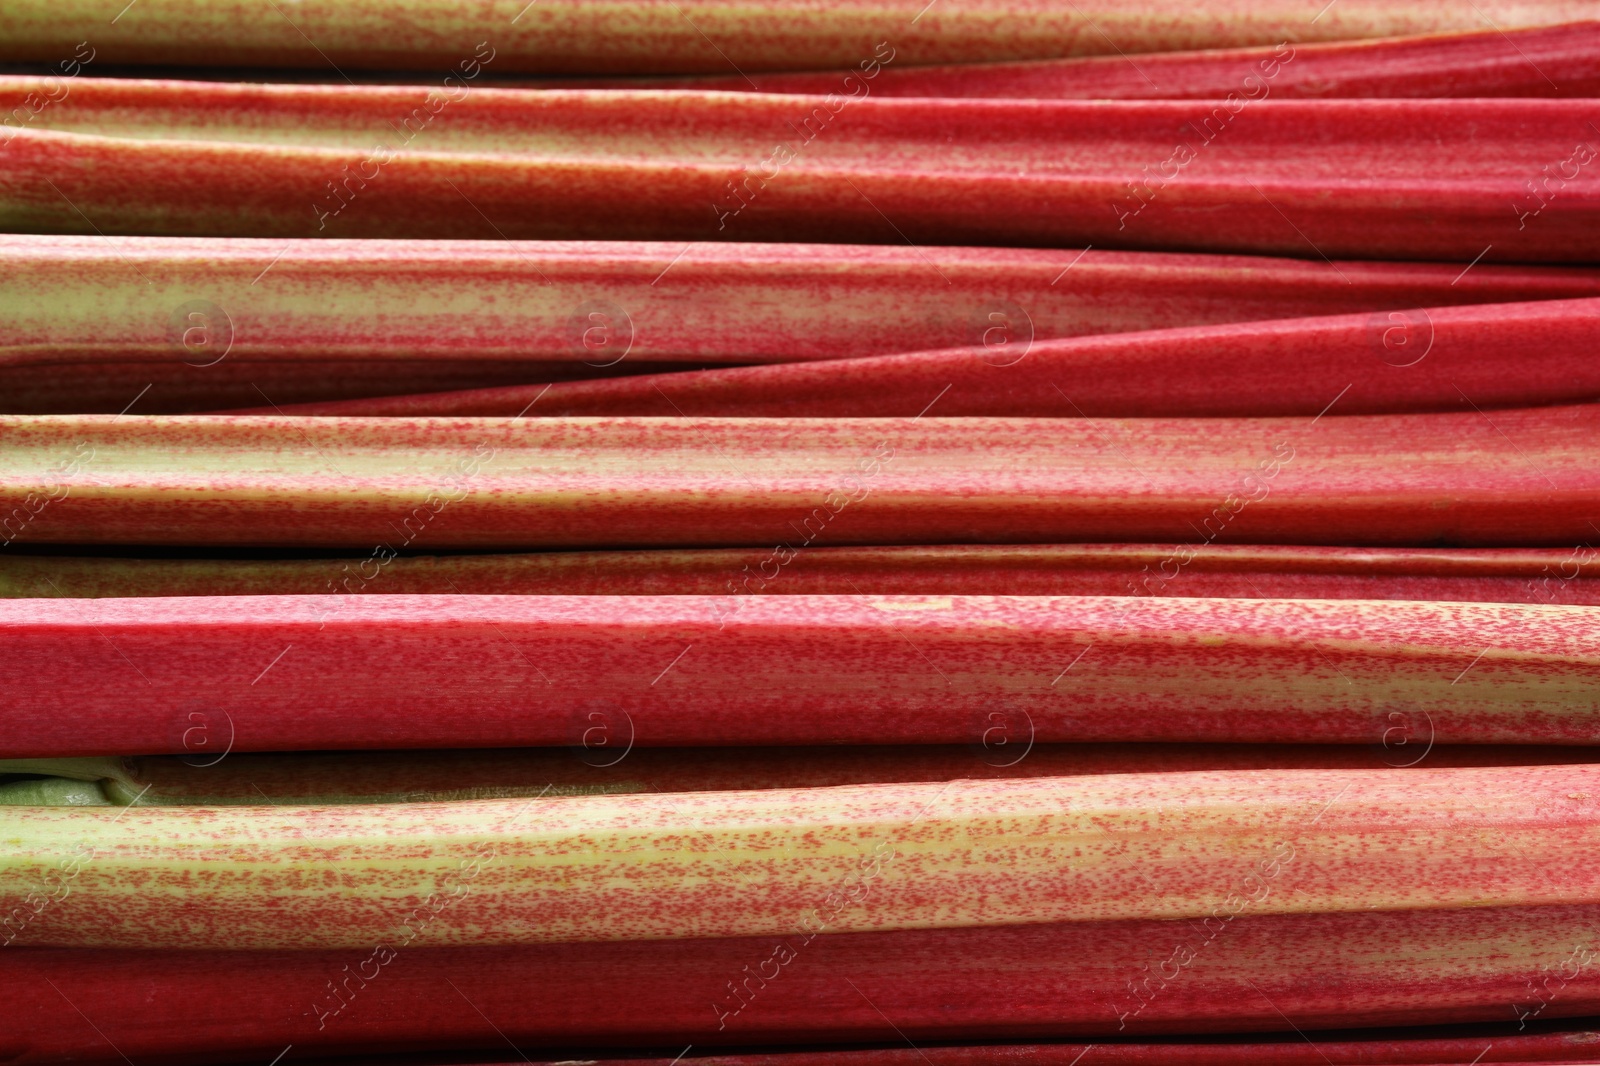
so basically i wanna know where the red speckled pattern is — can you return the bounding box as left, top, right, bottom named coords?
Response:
left=2, top=594, right=1599, bottom=754
left=5, top=904, right=1600, bottom=1059
left=3, top=88, right=1598, bottom=260
left=2, top=407, right=1599, bottom=549
left=270, top=296, right=1600, bottom=418
left=2, top=765, right=1600, bottom=949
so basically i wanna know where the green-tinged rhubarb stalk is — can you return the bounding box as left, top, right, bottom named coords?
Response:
left=6, top=746, right=1598, bottom=807
left=14, top=237, right=1600, bottom=413
left=604, top=22, right=1600, bottom=98
left=5, top=545, right=1600, bottom=604
left=4, top=85, right=1597, bottom=261
left=0, top=0, right=1590, bottom=73
left=4, top=594, right=1600, bottom=755
left=2, top=408, right=1598, bottom=550
left=4, top=766, right=1600, bottom=949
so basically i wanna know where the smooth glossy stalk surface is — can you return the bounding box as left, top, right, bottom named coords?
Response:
left=609, top=22, right=1600, bottom=98
left=5, top=85, right=1597, bottom=260
left=16, top=236, right=1600, bottom=414
left=1, top=0, right=1591, bottom=73
left=268, top=298, right=1600, bottom=418
left=4, top=408, right=1600, bottom=549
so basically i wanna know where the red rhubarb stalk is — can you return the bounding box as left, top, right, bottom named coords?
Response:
left=2, top=407, right=1599, bottom=549
left=608, top=22, right=1600, bottom=98
left=6, top=545, right=1600, bottom=605
left=4, top=594, right=1600, bottom=755
left=264, top=297, right=1600, bottom=419
left=0, top=356, right=704, bottom=417
left=1, top=0, right=1591, bottom=74
left=442, top=1030, right=1600, bottom=1066
left=6, top=903, right=1600, bottom=1058
left=16, top=236, right=1600, bottom=415
left=4, top=85, right=1597, bottom=261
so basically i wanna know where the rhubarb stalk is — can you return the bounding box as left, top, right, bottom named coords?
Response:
left=5, top=545, right=1599, bottom=604
left=610, top=22, right=1600, bottom=99
left=4, top=766, right=1600, bottom=949
left=15, top=236, right=1600, bottom=415
left=4, top=594, right=1600, bottom=755
left=2, top=407, right=1598, bottom=549
left=1, top=1, right=1590, bottom=74
left=5, top=85, right=1597, bottom=261
left=6, top=903, right=1600, bottom=1057
left=263, top=297, right=1600, bottom=419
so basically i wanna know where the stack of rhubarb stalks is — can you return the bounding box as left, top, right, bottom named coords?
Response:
left=5, top=2, right=1600, bottom=1064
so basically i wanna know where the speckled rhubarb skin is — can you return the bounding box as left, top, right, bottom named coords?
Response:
left=14, top=237, right=1600, bottom=412
left=1, top=0, right=1593, bottom=73
left=615, top=22, right=1600, bottom=97
left=7, top=545, right=1600, bottom=605
left=32, top=744, right=1600, bottom=806
left=4, top=594, right=1600, bottom=755
left=3, top=766, right=1600, bottom=949
left=5, top=85, right=1598, bottom=261
left=3, top=407, right=1599, bottom=549
left=5, top=905, right=1600, bottom=1058
left=269, top=297, right=1600, bottom=419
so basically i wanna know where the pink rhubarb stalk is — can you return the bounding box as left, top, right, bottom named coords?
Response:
left=612, top=22, right=1600, bottom=98
left=265, top=297, right=1600, bottom=419
left=4, top=594, right=1600, bottom=755
left=2, top=407, right=1599, bottom=550
left=4, top=84, right=1598, bottom=261
left=6, top=903, right=1600, bottom=1056
left=0, top=0, right=1591, bottom=74
left=17, top=237, right=1600, bottom=413
left=6, top=545, right=1600, bottom=605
